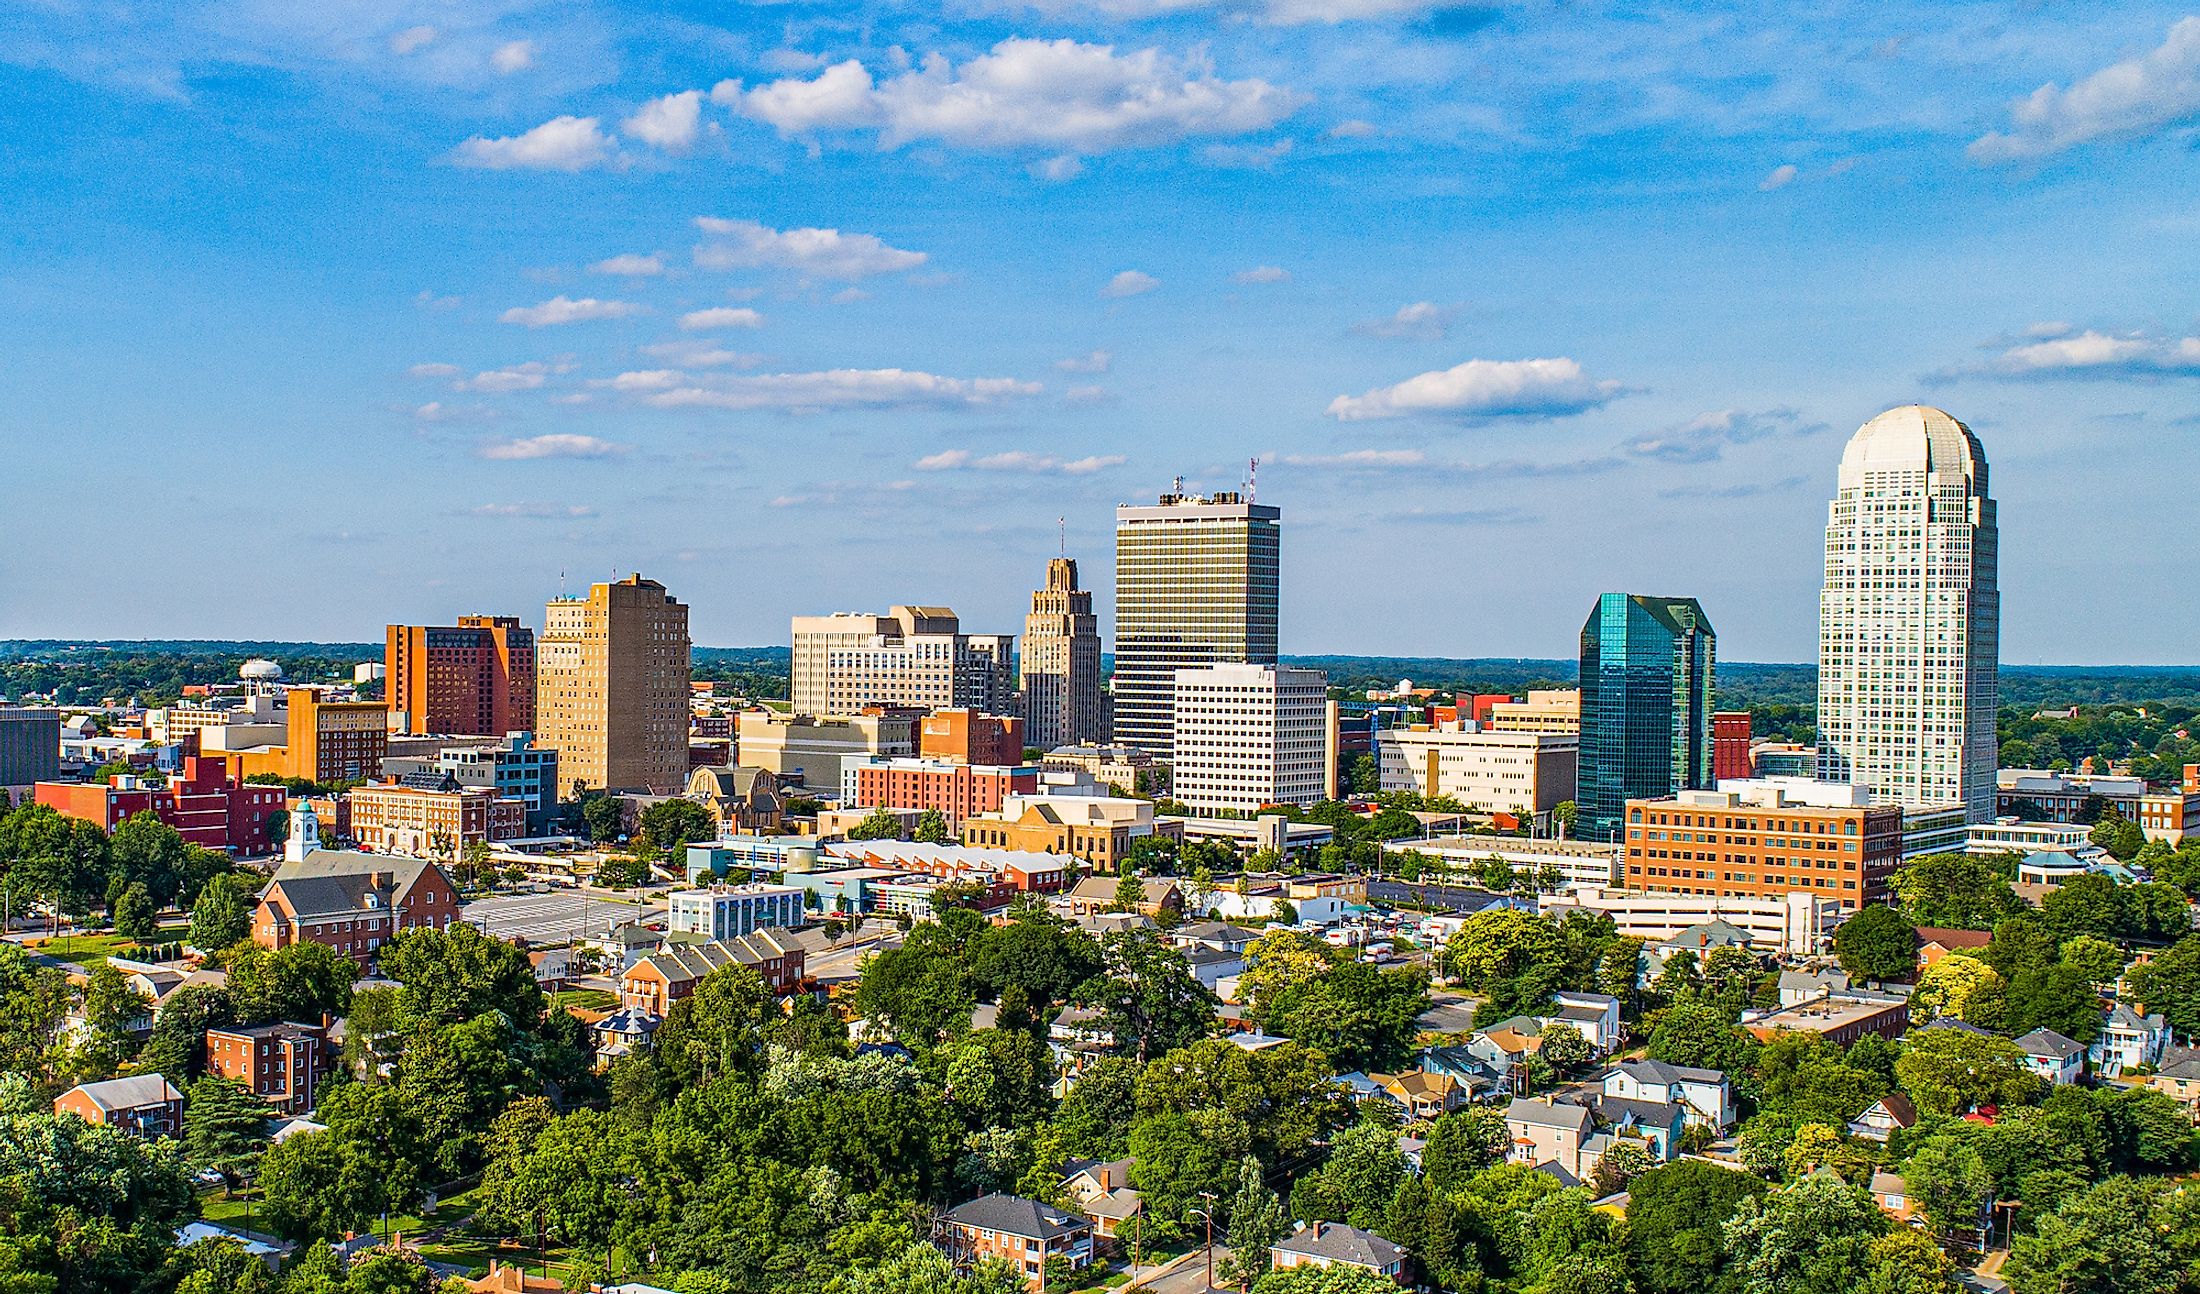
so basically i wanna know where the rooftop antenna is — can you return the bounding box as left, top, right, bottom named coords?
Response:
left=1058, top=517, right=1066, bottom=558
left=1248, top=456, right=1259, bottom=502
left=558, top=569, right=566, bottom=598
left=1172, top=474, right=1184, bottom=496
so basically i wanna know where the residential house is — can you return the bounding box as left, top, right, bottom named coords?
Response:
left=1537, top=991, right=1623, bottom=1054
left=2015, top=1027, right=2086, bottom=1085
left=938, top=1193, right=1095, bottom=1291
left=2089, top=1005, right=2171, bottom=1076
left=206, top=1020, right=334, bottom=1115
left=593, top=1006, right=659, bottom=1061
left=1065, top=875, right=1183, bottom=920
left=1171, top=922, right=1261, bottom=956
left=1601, top=1058, right=1734, bottom=1130
left=462, top=1261, right=565, bottom=1293
left=53, top=1074, right=185, bottom=1137
left=1376, top=1070, right=1472, bottom=1119
left=1581, top=1094, right=1687, bottom=1163
left=2146, top=1046, right=2200, bottom=1119
left=1642, top=919, right=1758, bottom=982
left=1269, top=1221, right=1407, bottom=1281
left=1059, top=1158, right=1143, bottom=1241
left=1419, top=1045, right=1510, bottom=1099
left=1869, top=1172, right=1915, bottom=1223
left=1183, top=945, right=1245, bottom=991
left=619, top=931, right=807, bottom=1011
left=1915, top=926, right=1991, bottom=969
left=1848, top=1093, right=1919, bottom=1142
left=1505, top=1097, right=1596, bottom=1180
left=1776, top=967, right=1853, bottom=1008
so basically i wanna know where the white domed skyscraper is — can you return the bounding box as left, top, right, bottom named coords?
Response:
left=1816, top=405, right=2000, bottom=821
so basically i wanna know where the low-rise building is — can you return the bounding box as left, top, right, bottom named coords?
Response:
left=1377, top=724, right=1576, bottom=828
left=736, top=709, right=917, bottom=793
left=207, top=1020, right=333, bottom=1115
left=846, top=758, right=1040, bottom=830
left=53, top=1074, right=185, bottom=1136
left=1505, top=1097, right=1596, bottom=1180
left=938, top=1193, right=1094, bottom=1291
left=1601, top=1059, right=1733, bottom=1130
left=685, top=835, right=825, bottom=884
left=1537, top=886, right=1841, bottom=957
left=1848, top=1093, right=1919, bottom=1141
left=1059, top=1158, right=1143, bottom=1242
left=2089, top=1005, right=2170, bottom=1076
left=620, top=931, right=807, bottom=1009
left=35, top=757, right=286, bottom=853
left=682, top=765, right=785, bottom=835
left=1741, top=992, right=1910, bottom=1046
left=1269, top=1222, right=1407, bottom=1282
left=1486, top=689, right=1580, bottom=735
left=961, top=788, right=1167, bottom=872
left=1965, top=819, right=2102, bottom=857
left=253, top=806, right=461, bottom=968
left=919, top=708, right=1026, bottom=767
left=1393, top=836, right=1620, bottom=891
left=665, top=884, right=806, bottom=941
left=2015, top=1027, right=2086, bottom=1085
left=2146, top=1047, right=2200, bottom=1119
left=825, top=839, right=1070, bottom=895
left=344, top=781, right=526, bottom=858
left=379, top=732, right=559, bottom=834
left=1039, top=745, right=1155, bottom=795
left=1623, top=780, right=1903, bottom=909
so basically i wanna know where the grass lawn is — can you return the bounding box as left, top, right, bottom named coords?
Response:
left=550, top=988, right=617, bottom=1011
left=416, top=1237, right=592, bottom=1282
left=27, top=931, right=137, bottom=960
left=200, top=1185, right=482, bottom=1239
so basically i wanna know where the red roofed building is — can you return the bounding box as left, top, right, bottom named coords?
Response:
left=36, top=757, right=286, bottom=853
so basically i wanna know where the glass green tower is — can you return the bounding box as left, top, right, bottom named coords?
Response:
left=1577, top=593, right=1717, bottom=843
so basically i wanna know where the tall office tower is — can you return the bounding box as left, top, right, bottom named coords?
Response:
left=1021, top=557, right=1105, bottom=750
left=1577, top=593, right=1717, bottom=843
left=1171, top=664, right=1330, bottom=813
left=385, top=615, right=536, bottom=736
left=1817, top=405, right=1999, bottom=821
left=788, top=607, right=1015, bottom=716
left=1113, top=490, right=1281, bottom=759
left=537, top=574, right=691, bottom=796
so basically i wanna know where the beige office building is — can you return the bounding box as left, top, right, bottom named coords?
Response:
left=789, top=607, right=1014, bottom=717
left=1021, top=557, right=1106, bottom=750
left=1114, top=492, right=1281, bottom=759
left=537, top=574, right=691, bottom=796
left=735, top=710, right=916, bottom=793
left=1376, top=725, right=1577, bottom=822
left=1488, top=690, right=1581, bottom=735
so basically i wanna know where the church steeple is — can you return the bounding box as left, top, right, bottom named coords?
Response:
left=286, top=799, right=320, bottom=862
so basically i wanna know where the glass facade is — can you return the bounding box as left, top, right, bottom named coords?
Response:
left=1112, top=494, right=1281, bottom=759
left=1578, top=593, right=1716, bottom=842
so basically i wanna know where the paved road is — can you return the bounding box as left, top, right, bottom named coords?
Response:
left=1367, top=878, right=1520, bottom=913
left=1129, top=1245, right=1230, bottom=1294
left=462, top=890, right=660, bottom=945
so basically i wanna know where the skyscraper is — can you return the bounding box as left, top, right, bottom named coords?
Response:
left=537, top=574, right=691, bottom=796
left=385, top=615, right=535, bottom=736
left=1577, top=593, right=1716, bottom=842
left=1816, top=405, right=1999, bottom=821
left=788, top=607, right=1014, bottom=716
left=1113, top=491, right=1281, bottom=759
left=1021, top=557, right=1105, bottom=750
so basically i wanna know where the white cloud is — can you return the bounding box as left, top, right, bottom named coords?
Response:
left=1758, top=163, right=1798, bottom=191
left=478, top=433, right=628, bottom=460
left=408, top=362, right=462, bottom=379
left=1971, top=18, right=2200, bottom=163
left=1279, top=449, right=1428, bottom=467
left=1056, top=350, right=1112, bottom=373
left=640, top=340, right=762, bottom=368
left=1030, top=155, right=1085, bottom=182
left=389, top=25, right=436, bottom=56
left=413, top=291, right=462, bottom=312
left=1203, top=139, right=1292, bottom=169
left=459, top=362, right=555, bottom=393
left=644, top=368, right=1041, bottom=413
left=1234, top=265, right=1289, bottom=284
left=1102, top=270, right=1159, bottom=298
left=830, top=287, right=868, bottom=304
left=1062, top=385, right=1113, bottom=406
left=1623, top=408, right=1823, bottom=463
left=679, top=307, right=765, bottom=331
left=1353, top=301, right=1458, bottom=340
left=590, top=369, right=686, bottom=391
left=727, top=39, right=1299, bottom=155
left=1970, top=328, right=2200, bottom=378
left=454, top=116, right=613, bottom=171
left=500, top=295, right=641, bottom=327
left=1328, top=119, right=1377, bottom=138
left=472, top=502, right=596, bottom=518
left=917, top=449, right=1126, bottom=474
left=692, top=217, right=927, bottom=280
left=590, top=253, right=664, bottom=276
left=414, top=401, right=450, bottom=422
left=1328, top=357, right=1621, bottom=421
left=491, top=40, right=536, bottom=74
left=625, top=90, right=705, bottom=152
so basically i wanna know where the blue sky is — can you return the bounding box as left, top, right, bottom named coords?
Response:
left=4, top=2, right=2198, bottom=663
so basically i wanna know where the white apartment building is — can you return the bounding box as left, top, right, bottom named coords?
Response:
left=1537, top=886, right=1844, bottom=957
left=1170, top=664, right=1329, bottom=814
left=789, top=607, right=1015, bottom=717
left=666, top=884, right=807, bottom=941
left=1816, top=405, right=1999, bottom=821
left=1387, top=836, right=1620, bottom=890
left=1376, top=724, right=1576, bottom=820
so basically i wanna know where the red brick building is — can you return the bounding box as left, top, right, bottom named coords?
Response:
left=919, top=709, right=1026, bottom=767
left=851, top=759, right=1039, bottom=830
left=386, top=616, right=536, bottom=737
left=53, top=1074, right=185, bottom=1136
left=619, top=931, right=807, bottom=1013
left=254, top=845, right=462, bottom=968
left=1713, top=712, right=1754, bottom=783
left=206, top=1020, right=333, bottom=1114
left=344, top=782, right=526, bottom=857
left=938, top=1194, right=1094, bottom=1291
left=35, top=756, right=286, bottom=852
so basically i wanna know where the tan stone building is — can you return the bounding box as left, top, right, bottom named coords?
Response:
left=345, top=781, right=526, bottom=857
left=961, top=791, right=1175, bottom=872
left=1021, top=556, right=1106, bottom=750
left=735, top=709, right=915, bottom=793
left=537, top=574, right=691, bottom=796
left=1488, top=690, right=1581, bottom=735
left=684, top=765, right=785, bottom=834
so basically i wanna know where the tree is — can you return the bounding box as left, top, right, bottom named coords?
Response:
left=1647, top=1000, right=1757, bottom=1076
left=317, top=1080, right=430, bottom=1212
left=1127, top=1109, right=1248, bottom=1242
left=187, top=873, right=258, bottom=952
left=1624, top=1158, right=1769, bottom=1294
left=1591, top=1138, right=1654, bottom=1195
left=1894, top=1026, right=2043, bottom=1117
left=2127, top=933, right=2200, bottom=1035
left=0, top=944, right=67, bottom=1084
left=0, top=1081, right=196, bottom=1294
left=108, top=811, right=189, bottom=908
left=654, top=964, right=775, bottom=1087
left=1267, top=959, right=1430, bottom=1072
left=1217, top=1154, right=1289, bottom=1287
left=1292, top=1118, right=1406, bottom=1229
left=182, top=1076, right=269, bottom=1183
left=1133, top=1037, right=1344, bottom=1164
left=639, top=798, right=715, bottom=852
left=1554, top=800, right=1579, bottom=838
left=224, top=940, right=356, bottom=1024
left=1833, top=905, right=1919, bottom=983
left=580, top=794, right=625, bottom=843
left=847, top=809, right=905, bottom=841
left=1253, top=1266, right=1402, bottom=1294
left=378, top=921, right=545, bottom=1032
left=911, top=809, right=952, bottom=845
left=1076, top=927, right=1216, bottom=1063
left=257, top=1128, right=385, bottom=1243
left=68, top=966, right=151, bottom=1080
left=1421, top=1106, right=1509, bottom=1190
left=855, top=941, right=976, bottom=1051
left=1886, top=853, right=2022, bottom=930
left=2087, top=811, right=2145, bottom=861
left=1909, top=954, right=2005, bottom=1025
left=139, top=983, right=234, bottom=1082
left=1537, top=1021, right=1594, bottom=1074
left=111, top=882, right=157, bottom=942
left=1901, top=1134, right=1992, bottom=1241
left=967, top=914, right=1102, bottom=1011
left=1721, top=1176, right=1895, bottom=1294
left=2004, top=1175, right=2194, bottom=1294
left=1112, top=869, right=1147, bottom=912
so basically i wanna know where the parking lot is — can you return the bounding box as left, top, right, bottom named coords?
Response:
left=462, top=890, right=661, bottom=946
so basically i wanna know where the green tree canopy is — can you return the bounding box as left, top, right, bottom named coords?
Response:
left=1832, top=904, right=1919, bottom=983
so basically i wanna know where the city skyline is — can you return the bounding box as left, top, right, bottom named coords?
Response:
left=6, top=5, right=2200, bottom=662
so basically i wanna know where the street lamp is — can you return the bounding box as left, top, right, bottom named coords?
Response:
left=1189, top=1191, right=1218, bottom=1293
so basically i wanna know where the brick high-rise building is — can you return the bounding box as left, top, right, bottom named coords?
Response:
left=386, top=616, right=536, bottom=737
left=36, top=756, right=285, bottom=852
left=1621, top=780, right=1904, bottom=909
left=919, top=708, right=1025, bottom=766
left=1021, top=556, right=1105, bottom=750
left=537, top=574, right=691, bottom=796
left=284, top=689, right=388, bottom=785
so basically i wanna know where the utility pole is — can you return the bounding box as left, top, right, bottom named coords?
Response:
left=1195, top=1191, right=1217, bottom=1293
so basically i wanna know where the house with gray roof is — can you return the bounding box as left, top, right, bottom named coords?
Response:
left=1602, top=1057, right=1733, bottom=1129
left=1270, top=1221, right=1407, bottom=1280
left=2015, top=1027, right=2085, bottom=1085
left=939, top=1193, right=1094, bottom=1290
left=2089, top=1004, right=2170, bottom=1076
